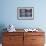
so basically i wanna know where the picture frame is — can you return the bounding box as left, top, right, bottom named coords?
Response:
left=17, top=7, right=34, bottom=20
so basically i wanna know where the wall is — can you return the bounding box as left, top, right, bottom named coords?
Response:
left=0, top=0, right=46, bottom=30
left=0, top=0, right=46, bottom=44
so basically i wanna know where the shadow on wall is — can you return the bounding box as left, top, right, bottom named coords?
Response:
left=0, top=24, right=7, bottom=43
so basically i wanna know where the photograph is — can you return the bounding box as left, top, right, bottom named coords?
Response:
left=17, top=7, right=34, bottom=20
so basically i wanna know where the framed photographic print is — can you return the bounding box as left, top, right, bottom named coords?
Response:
left=17, top=7, right=34, bottom=20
